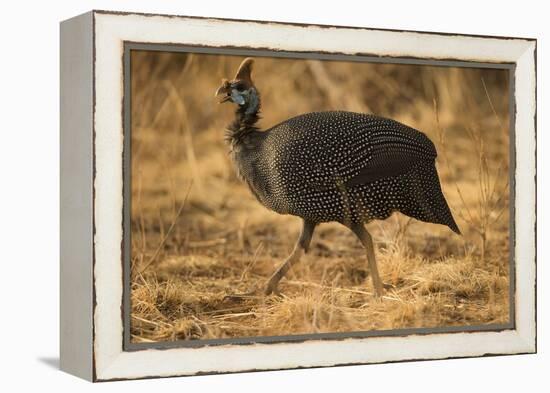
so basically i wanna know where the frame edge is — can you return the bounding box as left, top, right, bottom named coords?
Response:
left=60, top=11, right=95, bottom=382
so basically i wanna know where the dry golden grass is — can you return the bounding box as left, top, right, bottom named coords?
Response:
left=129, top=51, right=511, bottom=343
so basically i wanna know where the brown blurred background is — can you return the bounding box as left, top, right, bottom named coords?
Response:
left=130, top=51, right=510, bottom=343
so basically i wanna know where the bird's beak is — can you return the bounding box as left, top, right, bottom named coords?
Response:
left=215, top=83, right=231, bottom=103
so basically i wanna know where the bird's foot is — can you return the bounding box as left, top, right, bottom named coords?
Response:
left=383, top=282, right=396, bottom=290
left=373, top=282, right=396, bottom=297
left=224, top=279, right=284, bottom=301
left=264, top=276, right=284, bottom=297
left=264, top=283, right=281, bottom=297
left=223, top=287, right=262, bottom=301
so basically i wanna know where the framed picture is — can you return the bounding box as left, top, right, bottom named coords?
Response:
left=60, top=10, right=537, bottom=382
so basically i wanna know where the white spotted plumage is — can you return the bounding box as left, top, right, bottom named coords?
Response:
left=230, top=110, right=459, bottom=233
left=216, top=57, right=460, bottom=296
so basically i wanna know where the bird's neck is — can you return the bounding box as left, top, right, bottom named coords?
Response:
left=225, top=91, right=262, bottom=147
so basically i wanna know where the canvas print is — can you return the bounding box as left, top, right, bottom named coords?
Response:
left=128, top=51, right=511, bottom=344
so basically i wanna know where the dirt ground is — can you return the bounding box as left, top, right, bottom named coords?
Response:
left=129, top=52, right=511, bottom=343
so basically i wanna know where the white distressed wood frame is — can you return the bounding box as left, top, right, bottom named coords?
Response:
left=60, top=10, right=537, bottom=382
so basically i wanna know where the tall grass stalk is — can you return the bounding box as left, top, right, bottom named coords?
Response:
left=433, top=96, right=508, bottom=264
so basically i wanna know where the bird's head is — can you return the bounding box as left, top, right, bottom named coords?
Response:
left=215, top=58, right=259, bottom=114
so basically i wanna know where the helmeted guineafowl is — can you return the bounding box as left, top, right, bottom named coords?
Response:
left=215, top=58, right=460, bottom=296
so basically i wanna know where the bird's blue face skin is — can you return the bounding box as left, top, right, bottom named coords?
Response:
left=231, top=87, right=259, bottom=115
left=230, top=88, right=246, bottom=105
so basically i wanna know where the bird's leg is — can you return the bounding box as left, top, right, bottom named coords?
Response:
left=350, top=224, right=389, bottom=297
left=265, top=220, right=316, bottom=295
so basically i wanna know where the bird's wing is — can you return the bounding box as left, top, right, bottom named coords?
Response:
left=304, top=119, right=437, bottom=189
left=344, top=128, right=437, bottom=186
left=270, top=112, right=437, bottom=191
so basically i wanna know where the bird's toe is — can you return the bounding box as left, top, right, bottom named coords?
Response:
left=223, top=287, right=262, bottom=301
left=383, top=282, right=396, bottom=290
